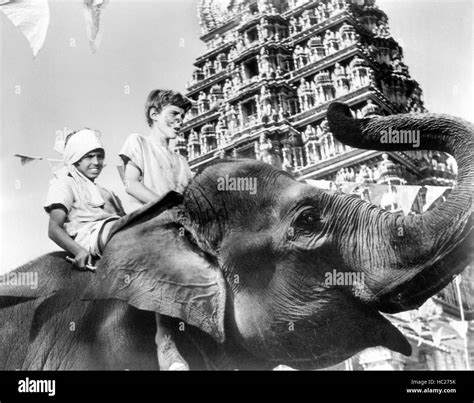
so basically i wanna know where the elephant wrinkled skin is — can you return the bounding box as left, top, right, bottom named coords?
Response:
left=0, top=102, right=472, bottom=370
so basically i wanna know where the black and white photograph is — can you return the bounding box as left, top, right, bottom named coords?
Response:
left=0, top=0, right=473, bottom=400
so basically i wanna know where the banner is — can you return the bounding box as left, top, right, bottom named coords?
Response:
left=82, top=0, right=108, bottom=52
left=306, top=180, right=450, bottom=214
left=0, top=0, right=50, bottom=57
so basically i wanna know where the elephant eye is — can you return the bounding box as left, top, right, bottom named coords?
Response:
left=294, top=209, right=320, bottom=230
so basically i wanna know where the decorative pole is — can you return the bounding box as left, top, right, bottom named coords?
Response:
left=454, top=274, right=471, bottom=370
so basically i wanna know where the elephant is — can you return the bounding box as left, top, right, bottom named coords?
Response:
left=0, top=102, right=472, bottom=370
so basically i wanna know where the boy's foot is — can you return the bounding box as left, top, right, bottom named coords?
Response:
left=158, top=336, right=189, bottom=371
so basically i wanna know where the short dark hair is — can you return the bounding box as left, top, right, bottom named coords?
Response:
left=145, top=89, right=192, bottom=127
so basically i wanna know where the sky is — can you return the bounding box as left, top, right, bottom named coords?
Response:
left=1, top=0, right=473, bottom=273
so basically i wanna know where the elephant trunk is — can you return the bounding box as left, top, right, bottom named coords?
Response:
left=326, top=102, right=473, bottom=310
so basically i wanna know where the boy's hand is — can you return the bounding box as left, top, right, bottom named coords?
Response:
left=74, top=249, right=93, bottom=270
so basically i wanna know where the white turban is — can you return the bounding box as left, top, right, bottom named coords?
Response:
left=63, top=129, right=104, bottom=165
left=55, top=128, right=105, bottom=208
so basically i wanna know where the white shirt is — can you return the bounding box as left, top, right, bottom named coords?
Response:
left=119, top=133, right=192, bottom=211
left=44, top=175, right=123, bottom=253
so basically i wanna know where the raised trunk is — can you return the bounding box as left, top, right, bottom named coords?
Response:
left=327, top=103, right=473, bottom=310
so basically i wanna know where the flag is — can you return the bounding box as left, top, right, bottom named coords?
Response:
left=431, top=326, right=443, bottom=347
left=449, top=320, right=468, bottom=337
left=395, top=185, right=421, bottom=215
left=423, top=186, right=449, bottom=212
left=82, top=0, right=108, bottom=53
left=14, top=153, right=63, bottom=175
left=14, top=153, right=43, bottom=166
left=0, top=0, right=50, bottom=57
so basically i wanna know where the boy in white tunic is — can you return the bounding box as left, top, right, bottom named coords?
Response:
left=45, top=129, right=124, bottom=270
left=120, top=89, right=192, bottom=370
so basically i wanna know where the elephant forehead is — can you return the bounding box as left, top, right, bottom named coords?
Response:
left=276, top=183, right=322, bottom=213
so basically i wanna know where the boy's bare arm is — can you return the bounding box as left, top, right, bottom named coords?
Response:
left=123, top=163, right=161, bottom=203
left=48, top=208, right=91, bottom=269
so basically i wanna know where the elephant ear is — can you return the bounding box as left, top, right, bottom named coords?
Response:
left=82, top=191, right=227, bottom=344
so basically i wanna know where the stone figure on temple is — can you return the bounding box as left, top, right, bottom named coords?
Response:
left=232, top=69, right=242, bottom=87
left=301, top=10, right=313, bottom=29
left=197, top=91, right=209, bottom=114
left=293, top=45, right=303, bottom=69
left=335, top=168, right=345, bottom=183
left=214, top=33, right=223, bottom=46
left=267, top=107, right=277, bottom=122
left=259, top=85, right=272, bottom=117
left=361, top=99, right=382, bottom=117
left=223, top=78, right=233, bottom=98
left=204, top=60, right=215, bottom=77
left=236, top=36, right=245, bottom=51
left=303, top=125, right=315, bottom=144
left=281, top=140, right=293, bottom=172
left=216, top=118, right=230, bottom=146
left=317, top=3, right=329, bottom=20
left=259, top=17, right=272, bottom=40
left=298, top=78, right=314, bottom=111
left=258, top=47, right=272, bottom=78
left=258, top=0, right=272, bottom=14
left=257, top=133, right=277, bottom=166
left=289, top=16, right=299, bottom=36
left=334, top=62, right=350, bottom=96
left=187, top=129, right=201, bottom=160
left=216, top=52, right=227, bottom=71
left=304, top=125, right=321, bottom=165
left=225, top=104, right=239, bottom=133
left=277, top=108, right=285, bottom=121
left=334, top=0, right=348, bottom=12
left=324, top=29, right=339, bottom=55
left=210, top=84, right=224, bottom=108
left=356, top=164, right=374, bottom=184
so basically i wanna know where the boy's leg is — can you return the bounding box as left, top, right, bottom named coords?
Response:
left=95, top=218, right=189, bottom=370
left=97, top=217, right=121, bottom=255
left=155, top=313, right=189, bottom=371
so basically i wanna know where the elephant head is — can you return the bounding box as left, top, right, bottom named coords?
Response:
left=2, top=103, right=471, bottom=370
left=80, top=103, right=472, bottom=369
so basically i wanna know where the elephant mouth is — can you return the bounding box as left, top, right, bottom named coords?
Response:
left=253, top=290, right=412, bottom=370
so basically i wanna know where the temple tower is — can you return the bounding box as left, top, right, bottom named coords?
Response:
left=180, top=0, right=456, bottom=187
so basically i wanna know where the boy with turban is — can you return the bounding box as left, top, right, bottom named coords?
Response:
left=44, top=128, right=125, bottom=270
